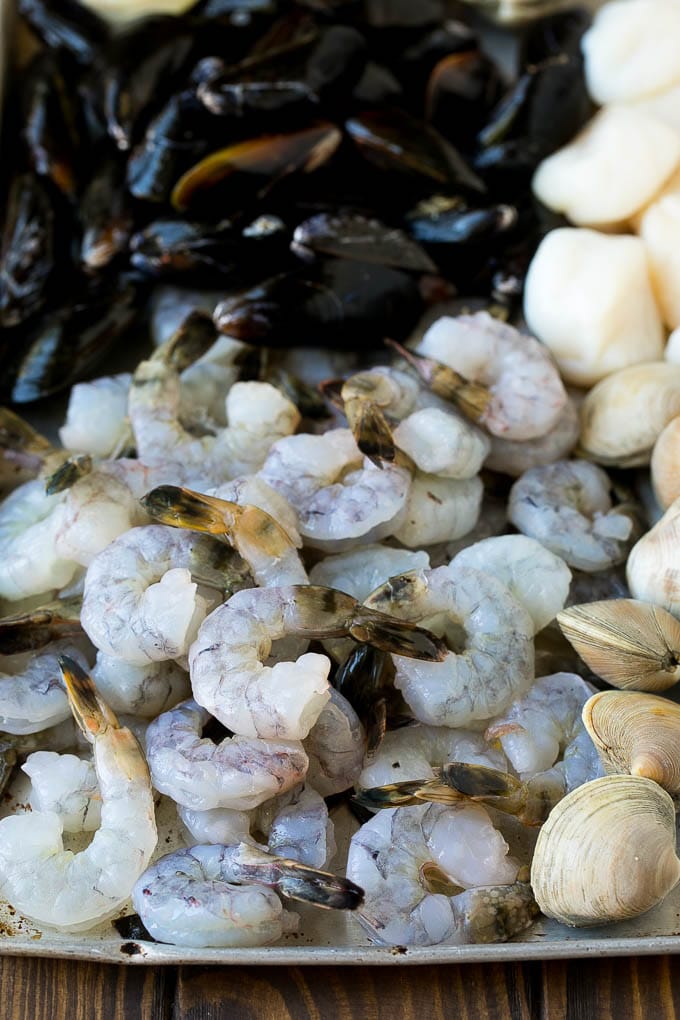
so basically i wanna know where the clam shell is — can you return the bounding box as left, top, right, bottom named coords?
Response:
left=579, top=362, right=680, bottom=467
left=627, top=499, right=680, bottom=616
left=583, top=690, right=680, bottom=793
left=651, top=415, right=680, bottom=510
left=531, top=775, right=680, bottom=927
left=557, top=599, right=680, bottom=692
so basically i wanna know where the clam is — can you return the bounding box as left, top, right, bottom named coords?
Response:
left=583, top=690, right=680, bottom=794
left=531, top=775, right=680, bottom=927
left=627, top=498, right=680, bottom=617
left=651, top=416, right=680, bottom=510
left=557, top=599, right=680, bottom=692
left=579, top=362, right=680, bottom=467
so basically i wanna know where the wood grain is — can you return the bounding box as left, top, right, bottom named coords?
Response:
left=0, top=956, right=174, bottom=1020
left=1, top=955, right=680, bottom=1019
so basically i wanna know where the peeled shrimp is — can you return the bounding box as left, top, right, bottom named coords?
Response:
left=189, top=584, right=444, bottom=740
left=259, top=429, right=411, bottom=550
left=364, top=564, right=534, bottom=728
left=141, top=483, right=307, bottom=588
left=303, top=689, right=365, bottom=797
left=451, top=535, right=572, bottom=634
left=129, top=346, right=300, bottom=488
left=358, top=724, right=508, bottom=791
left=485, top=673, right=602, bottom=799
left=59, top=374, right=131, bottom=459
left=346, top=803, right=536, bottom=946
left=23, top=751, right=100, bottom=832
left=309, top=544, right=430, bottom=604
left=391, top=471, right=483, bottom=548
left=0, top=642, right=89, bottom=734
left=132, top=842, right=362, bottom=948
left=145, top=699, right=309, bottom=810
left=179, top=782, right=336, bottom=869
left=508, top=460, right=635, bottom=572
left=414, top=312, right=567, bottom=440
left=484, top=399, right=580, bottom=477
left=0, top=657, right=157, bottom=931
left=81, top=524, right=250, bottom=665
left=91, top=653, right=190, bottom=717
left=0, top=480, right=79, bottom=600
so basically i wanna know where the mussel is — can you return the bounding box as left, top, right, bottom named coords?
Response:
left=214, top=257, right=423, bottom=348
left=22, top=50, right=82, bottom=199
left=0, top=173, right=57, bottom=330
left=79, top=157, right=133, bottom=271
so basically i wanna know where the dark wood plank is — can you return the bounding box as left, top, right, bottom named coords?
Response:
left=540, top=957, right=680, bottom=1020
left=0, top=956, right=175, bottom=1020
left=174, top=963, right=538, bottom=1020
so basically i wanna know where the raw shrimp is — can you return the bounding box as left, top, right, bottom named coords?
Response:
left=392, top=407, right=490, bottom=480
left=357, top=724, right=508, bottom=791
left=189, top=585, right=445, bottom=741
left=145, top=699, right=309, bottom=810
left=346, top=803, right=537, bottom=946
left=413, top=312, right=567, bottom=440
left=0, top=480, right=79, bottom=600
left=81, top=525, right=251, bottom=666
left=484, top=399, right=580, bottom=477
left=23, top=751, right=100, bottom=832
left=179, top=782, right=336, bottom=868
left=259, top=429, right=411, bottom=550
left=391, top=471, right=483, bottom=548
left=0, top=657, right=157, bottom=932
left=0, top=642, right=89, bottom=734
left=179, top=336, right=247, bottom=430
left=129, top=345, right=300, bottom=488
left=132, top=842, right=363, bottom=948
left=485, top=673, right=603, bottom=801
left=58, top=374, right=132, bottom=458
left=508, top=461, right=635, bottom=572
left=451, top=535, right=572, bottom=634
left=309, top=544, right=430, bottom=604
left=365, top=564, right=534, bottom=728
left=141, top=483, right=307, bottom=587
left=91, top=653, right=190, bottom=717
left=303, top=689, right=365, bottom=796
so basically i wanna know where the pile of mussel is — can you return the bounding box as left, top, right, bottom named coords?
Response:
left=0, top=0, right=593, bottom=402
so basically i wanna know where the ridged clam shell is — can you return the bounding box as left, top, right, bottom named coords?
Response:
left=531, top=775, right=680, bottom=927
left=582, top=690, right=680, bottom=793
left=557, top=599, right=680, bottom=692
left=627, top=499, right=680, bottom=617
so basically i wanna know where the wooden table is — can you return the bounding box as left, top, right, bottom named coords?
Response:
left=1, top=955, right=677, bottom=1019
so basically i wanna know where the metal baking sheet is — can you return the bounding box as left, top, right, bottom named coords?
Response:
left=4, top=0, right=680, bottom=967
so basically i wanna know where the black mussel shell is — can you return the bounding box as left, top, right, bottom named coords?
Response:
left=22, top=50, right=82, bottom=199
left=18, top=0, right=109, bottom=65
left=0, top=174, right=57, bottom=330
left=476, top=54, right=593, bottom=181
left=126, top=90, right=221, bottom=204
left=292, top=211, right=436, bottom=272
left=352, top=60, right=402, bottom=105
left=214, top=256, right=423, bottom=348
left=7, top=276, right=141, bottom=404
left=363, top=0, right=446, bottom=28
left=79, top=157, right=133, bottom=272
left=346, top=108, right=485, bottom=194
left=170, top=121, right=342, bottom=214
left=103, top=19, right=196, bottom=152
left=426, top=50, right=502, bottom=151
left=521, top=7, right=592, bottom=63
left=406, top=196, right=518, bottom=246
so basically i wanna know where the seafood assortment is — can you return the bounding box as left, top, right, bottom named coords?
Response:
left=4, top=0, right=680, bottom=963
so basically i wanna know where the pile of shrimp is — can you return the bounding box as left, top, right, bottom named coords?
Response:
left=0, top=305, right=637, bottom=949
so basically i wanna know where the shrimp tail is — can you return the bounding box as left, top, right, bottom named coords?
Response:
left=353, top=779, right=450, bottom=809
left=233, top=844, right=364, bottom=911
left=0, top=596, right=83, bottom=653
left=349, top=606, right=448, bottom=662
left=151, top=310, right=218, bottom=373
left=345, top=399, right=396, bottom=468
left=59, top=655, right=120, bottom=739
left=142, top=485, right=296, bottom=561
left=459, top=883, right=540, bottom=944
left=141, top=485, right=232, bottom=535
left=44, top=454, right=93, bottom=495
left=436, top=762, right=537, bottom=822
left=385, top=338, right=492, bottom=424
